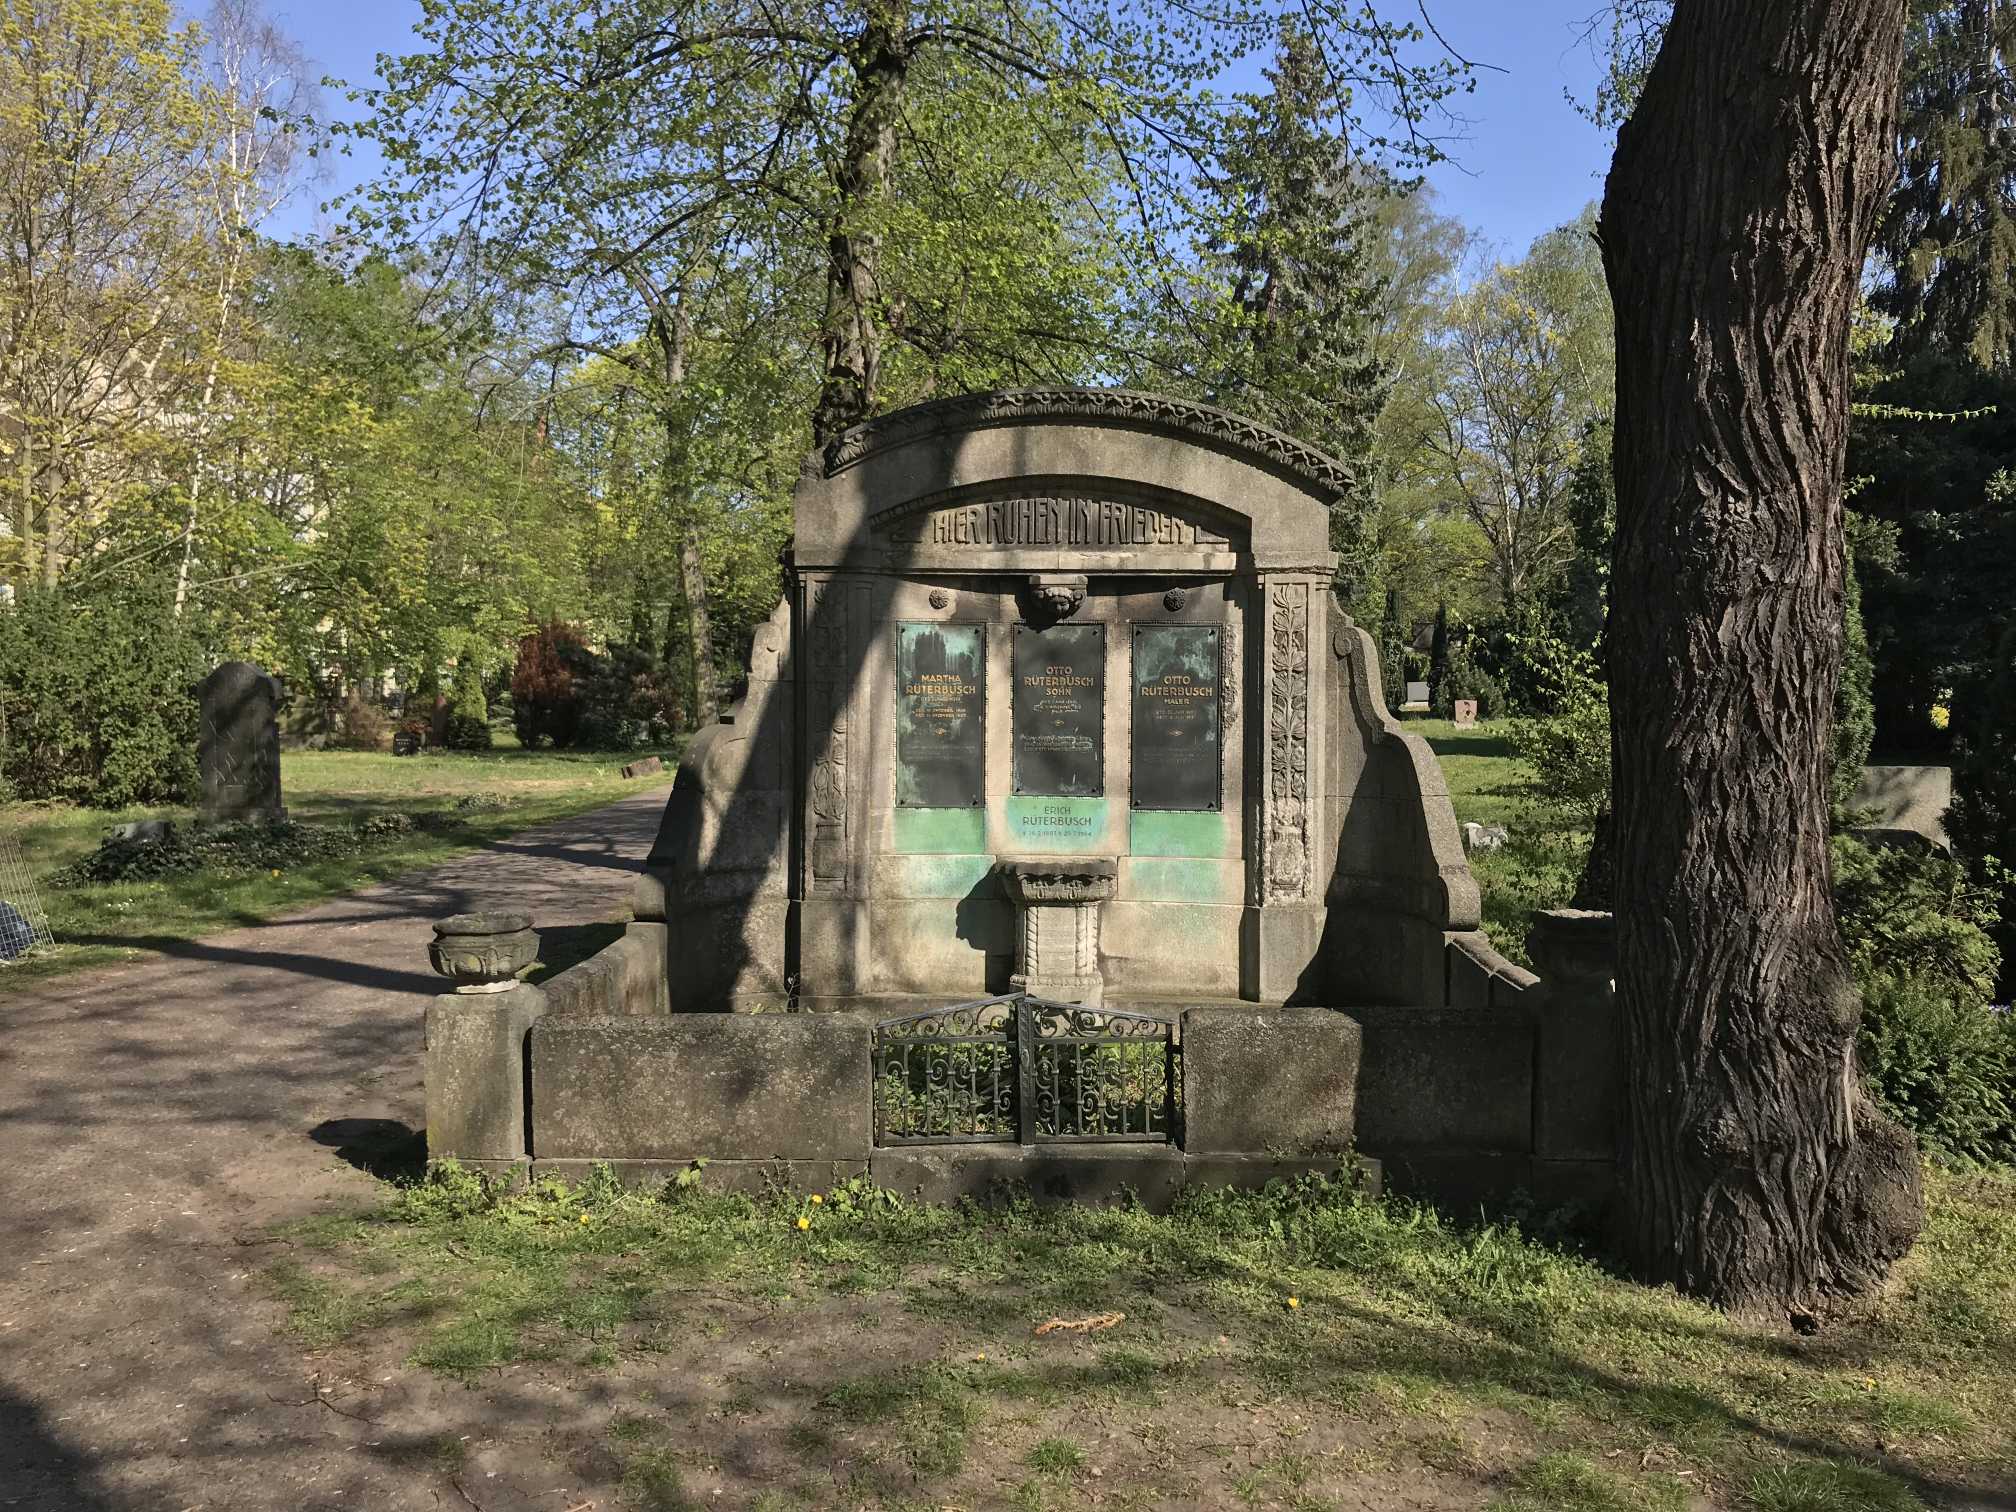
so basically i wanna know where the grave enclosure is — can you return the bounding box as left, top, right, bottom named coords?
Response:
left=426, top=390, right=1621, bottom=1208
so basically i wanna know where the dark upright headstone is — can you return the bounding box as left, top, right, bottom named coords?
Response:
left=1012, top=623, right=1103, bottom=796
left=895, top=622, right=985, bottom=807
left=1132, top=624, right=1220, bottom=811
left=197, top=661, right=285, bottom=824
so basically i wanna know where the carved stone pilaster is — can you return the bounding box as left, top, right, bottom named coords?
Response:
left=803, top=578, right=855, bottom=896
left=1261, top=580, right=1313, bottom=902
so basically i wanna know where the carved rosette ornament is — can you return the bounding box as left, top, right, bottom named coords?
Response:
left=1264, top=582, right=1312, bottom=901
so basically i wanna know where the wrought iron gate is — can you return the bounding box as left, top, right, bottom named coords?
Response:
left=872, top=993, right=1180, bottom=1147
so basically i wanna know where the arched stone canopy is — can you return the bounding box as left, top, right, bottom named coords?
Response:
left=794, top=388, right=1342, bottom=575
left=644, top=387, right=1484, bottom=1015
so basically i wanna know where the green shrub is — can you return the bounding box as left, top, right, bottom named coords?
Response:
left=1508, top=638, right=1611, bottom=829
left=1435, top=630, right=1508, bottom=719
left=1832, top=834, right=2013, bottom=1162
left=1950, top=622, right=2016, bottom=997
left=511, top=620, right=590, bottom=748
left=0, top=580, right=204, bottom=807
left=443, top=662, right=492, bottom=751
left=1830, top=545, right=1878, bottom=823
left=1832, top=835, right=2002, bottom=1007
left=334, top=691, right=391, bottom=751
left=574, top=642, right=681, bottom=750
left=1858, top=975, right=2016, bottom=1164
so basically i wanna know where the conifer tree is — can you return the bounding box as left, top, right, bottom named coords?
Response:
left=1198, top=21, right=1392, bottom=608
left=1877, top=0, right=2016, bottom=370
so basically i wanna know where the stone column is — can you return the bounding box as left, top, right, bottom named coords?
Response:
left=424, top=912, right=543, bottom=1170
left=1000, top=857, right=1117, bottom=1006
left=1526, top=908, right=1619, bottom=1165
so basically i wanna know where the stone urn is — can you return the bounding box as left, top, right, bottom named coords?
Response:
left=429, top=911, right=538, bottom=994
left=998, top=857, right=1117, bottom=1007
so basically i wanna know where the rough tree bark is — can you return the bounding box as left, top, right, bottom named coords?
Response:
left=812, top=1, right=909, bottom=448
left=1599, top=0, right=1924, bottom=1318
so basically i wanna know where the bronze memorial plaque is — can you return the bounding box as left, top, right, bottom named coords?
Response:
left=1012, top=623, right=1104, bottom=796
left=1132, top=624, right=1221, bottom=810
left=894, top=622, right=986, bottom=807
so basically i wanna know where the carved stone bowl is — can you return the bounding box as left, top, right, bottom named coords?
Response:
left=429, top=911, right=537, bottom=994
left=998, top=856, right=1118, bottom=906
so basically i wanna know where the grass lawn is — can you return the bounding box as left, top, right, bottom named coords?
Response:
left=272, top=1167, right=2016, bottom=1511
left=0, top=741, right=676, bottom=990
left=260, top=717, right=2016, bottom=1509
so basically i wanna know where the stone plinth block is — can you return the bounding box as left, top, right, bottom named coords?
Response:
left=529, top=1014, right=872, bottom=1162
left=1528, top=910, right=1620, bottom=1163
left=1852, top=765, right=1952, bottom=848
left=426, top=983, right=547, bottom=1164
left=1182, top=1006, right=1362, bottom=1155
left=1352, top=1007, right=1533, bottom=1153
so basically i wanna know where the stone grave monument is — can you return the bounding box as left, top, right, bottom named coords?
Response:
left=424, top=390, right=1621, bottom=1212
left=637, top=388, right=1481, bottom=1012
left=196, top=661, right=285, bottom=825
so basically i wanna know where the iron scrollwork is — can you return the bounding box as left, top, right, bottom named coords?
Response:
left=873, top=993, right=1179, bottom=1147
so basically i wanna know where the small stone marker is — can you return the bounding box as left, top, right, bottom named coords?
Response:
left=1462, top=821, right=1510, bottom=853
left=112, top=820, right=175, bottom=843
left=621, top=755, right=665, bottom=780
left=392, top=730, right=422, bottom=757
left=1453, top=699, right=1478, bottom=727
left=1401, top=680, right=1430, bottom=713
left=196, top=661, right=285, bottom=825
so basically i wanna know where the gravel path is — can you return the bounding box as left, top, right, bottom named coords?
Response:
left=0, top=788, right=669, bottom=1511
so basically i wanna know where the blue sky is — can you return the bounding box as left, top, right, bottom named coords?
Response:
left=258, top=0, right=1616, bottom=255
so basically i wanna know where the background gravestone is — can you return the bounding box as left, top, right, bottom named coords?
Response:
left=197, top=661, right=286, bottom=824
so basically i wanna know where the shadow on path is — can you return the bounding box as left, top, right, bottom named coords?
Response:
left=0, top=1389, right=123, bottom=1512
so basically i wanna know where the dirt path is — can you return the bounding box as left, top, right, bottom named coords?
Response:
left=0, top=788, right=669, bottom=1512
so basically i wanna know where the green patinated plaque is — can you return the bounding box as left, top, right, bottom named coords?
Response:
left=1012, top=623, right=1104, bottom=796
left=1132, top=624, right=1221, bottom=810
left=1004, top=796, right=1107, bottom=852
left=895, top=623, right=985, bottom=807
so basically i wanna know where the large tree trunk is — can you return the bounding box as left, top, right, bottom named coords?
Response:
left=812, top=1, right=908, bottom=448
left=1600, top=0, right=1923, bottom=1318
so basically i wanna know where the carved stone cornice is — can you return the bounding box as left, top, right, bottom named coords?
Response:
left=821, top=388, right=1357, bottom=501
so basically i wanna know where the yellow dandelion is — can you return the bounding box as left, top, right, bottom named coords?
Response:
left=796, top=1215, right=810, bottom=1231
left=1286, top=1296, right=1301, bottom=1310
left=270, top=869, right=282, bottom=878
left=1931, top=703, right=1951, bottom=731
left=578, top=1214, right=591, bottom=1224
left=809, top=1193, right=823, bottom=1204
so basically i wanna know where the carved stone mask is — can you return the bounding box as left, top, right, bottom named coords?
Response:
left=1026, top=574, right=1086, bottom=620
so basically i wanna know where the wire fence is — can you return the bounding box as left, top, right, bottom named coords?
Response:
left=0, top=830, right=56, bottom=963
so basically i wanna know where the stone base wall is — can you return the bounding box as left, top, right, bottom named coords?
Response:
left=424, top=913, right=1619, bottom=1214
